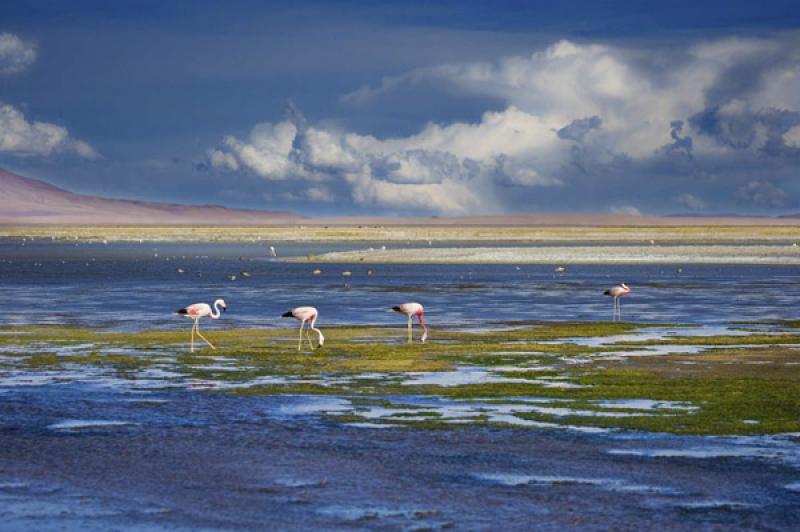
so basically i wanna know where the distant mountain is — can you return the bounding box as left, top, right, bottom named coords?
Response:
left=0, top=168, right=303, bottom=225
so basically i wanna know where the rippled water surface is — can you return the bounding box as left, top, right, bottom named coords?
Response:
left=2, top=240, right=800, bottom=530
left=3, top=239, right=800, bottom=329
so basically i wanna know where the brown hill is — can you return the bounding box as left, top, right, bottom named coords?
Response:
left=0, top=168, right=303, bottom=225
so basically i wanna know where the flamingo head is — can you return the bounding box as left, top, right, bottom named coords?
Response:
left=215, top=299, right=228, bottom=312
left=317, top=331, right=325, bottom=348
left=420, top=330, right=428, bottom=343
left=621, top=283, right=630, bottom=291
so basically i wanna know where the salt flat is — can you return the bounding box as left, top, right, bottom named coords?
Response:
left=296, top=244, right=800, bottom=264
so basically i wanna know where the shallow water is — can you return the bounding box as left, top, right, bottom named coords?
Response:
left=3, top=240, right=800, bottom=529
left=4, top=240, right=800, bottom=330
left=1, top=386, right=799, bottom=530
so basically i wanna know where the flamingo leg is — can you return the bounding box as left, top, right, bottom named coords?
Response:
left=298, top=319, right=306, bottom=351
left=618, top=298, right=622, bottom=321
left=407, top=316, right=413, bottom=344
left=195, top=321, right=217, bottom=350
left=191, top=319, right=197, bottom=352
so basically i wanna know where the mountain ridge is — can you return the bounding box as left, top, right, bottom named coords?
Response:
left=0, top=168, right=303, bottom=225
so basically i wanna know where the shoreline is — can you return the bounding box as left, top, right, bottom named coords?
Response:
left=1, top=224, right=800, bottom=244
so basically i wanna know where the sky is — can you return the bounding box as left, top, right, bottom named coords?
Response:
left=1, top=0, right=800, bottom=216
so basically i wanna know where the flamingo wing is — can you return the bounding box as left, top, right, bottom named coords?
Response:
left=178, top=303, right=211, bottom=317
left=398, top=302, right=423, bottom=316
left=286, top=306, right=318, bottom=321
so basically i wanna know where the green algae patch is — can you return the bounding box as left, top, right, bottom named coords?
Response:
left=565, top=372, right=800, bottom=435
left=3, top=321, right=800, bottom=435
left=620, top=333, right=800, bottom=346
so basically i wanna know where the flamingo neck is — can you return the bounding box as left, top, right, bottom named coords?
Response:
left=210, top=302, right=222, bottom=319
left=310, top=315, right=324, bottom=344
left=418, top=313, right=428, bottom=342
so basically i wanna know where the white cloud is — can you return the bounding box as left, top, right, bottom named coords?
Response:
left=206, top=106, right=563, bottom=214
left=0, top=103, right=99, bottom=159
left=215, top=122, right=297, bottom=178
left=207, top=36, right=800, bottom=214
left=675, top=193, right=708, bottom=211
left=785, top=125, right=800, bottom=147
left=306, top=185, right=335, bottom=202
left=0, top=33, right=36, bottom=74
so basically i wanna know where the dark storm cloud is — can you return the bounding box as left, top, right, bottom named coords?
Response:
left=556, top=116, right=602, bottom=142
left=736, top=179, right=790, bottom=208
left=690, top=106, right=800, bottom=154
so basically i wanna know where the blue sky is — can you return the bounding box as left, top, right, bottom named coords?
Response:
left=1, top=0, right=799, bottom=215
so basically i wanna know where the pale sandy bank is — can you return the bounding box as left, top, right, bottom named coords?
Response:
left=292, top=245, right=800, bottom=264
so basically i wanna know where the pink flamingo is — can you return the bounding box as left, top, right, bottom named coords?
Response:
left=392, top=302, right=428, bottom=344
left=282, top=306, right=325, bottom=351
left=604, top=284, right=631, bottom=321
left=176, top=299, right=227, bottom=352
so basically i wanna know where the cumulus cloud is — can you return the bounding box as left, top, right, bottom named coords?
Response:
left=0, top=103, right=99, bottom=159
left=689, top=101, right=800, bottom=155
left=0, top=33, right=36, bottom=74
left=306, top=186, right=335, bottom=202
left=205, top=105, right=563, bottom=214
left=207, top=35, right=800, bottom=214
left=786, top=125, right=800, bottom=148
left=736, top=180, right=789, bottom=208
left=675, top=193, right=708, bottom=211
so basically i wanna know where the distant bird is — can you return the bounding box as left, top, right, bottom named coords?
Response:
left=282, top=306, right=324, bottom=351
left=555, top=266, right=566, bottom=273
left=175, top=268, right=185, bottom=273
left=604, top=284, right=631, bottom=321
left=176, top=299, right=227, bottom=352
left=313, top=269, right=322, bottom=275
left=240, top=271, right=251, bottom=277
left=392, top=302, right=428, bottom=344
left=227, top=274, right=237, bottom=281
left=269, top=245, right=277, bottom=257
left=342, top=271, right=352, bottom=277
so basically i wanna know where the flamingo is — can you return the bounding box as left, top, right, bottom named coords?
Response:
left=176, top=299, right=227, bottom=352
left=392, top=302, right=428, bottom=344
left=604, top=284, right=631, bottom=321
left=282, top=306, right=324, bottom=351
